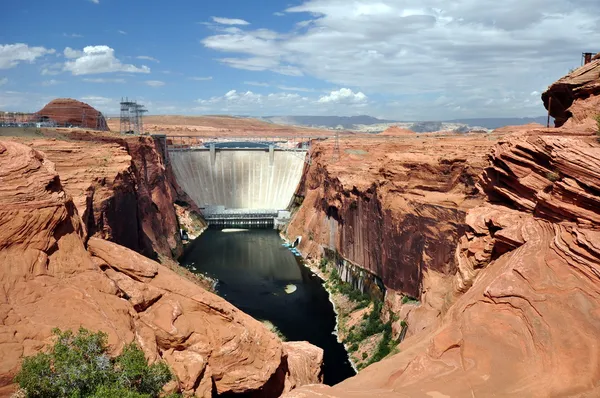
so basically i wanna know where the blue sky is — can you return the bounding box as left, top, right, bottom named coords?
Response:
left=1, top=0, right=599, bottom=119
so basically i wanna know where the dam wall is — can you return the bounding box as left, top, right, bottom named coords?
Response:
left=169, top=148, right=306, bottom=213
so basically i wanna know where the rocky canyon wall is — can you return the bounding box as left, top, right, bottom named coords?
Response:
left=285, top=106, right=600, bottom=395
left=0, top=140, right=322, bottom=397
left=10, top=132, right=187, bottom=261
left=286, top=135, right=496, bottom=299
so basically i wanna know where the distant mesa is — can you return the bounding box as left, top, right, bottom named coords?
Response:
left=36, top=98, right=109, bottom=131
left=380, top=126, right=416, bottom=136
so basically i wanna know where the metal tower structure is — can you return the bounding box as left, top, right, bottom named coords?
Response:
left=120, top=97, right=147, bottom=135
left=332, top=131, right=341, bottom=162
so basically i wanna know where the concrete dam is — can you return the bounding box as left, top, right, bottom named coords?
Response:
left=168, top=142, right=307, bottom=225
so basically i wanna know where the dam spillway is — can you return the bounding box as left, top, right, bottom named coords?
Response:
left=168, top=144, right=307, bottom=223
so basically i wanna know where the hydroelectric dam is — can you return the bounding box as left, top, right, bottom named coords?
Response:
left=163, top=136, right=310, bottom=226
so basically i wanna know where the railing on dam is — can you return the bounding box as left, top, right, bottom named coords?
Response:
left=203, top=211, right=280, bottom=227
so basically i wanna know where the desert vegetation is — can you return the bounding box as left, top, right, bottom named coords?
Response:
left=15, top=328, right=178, bottom=398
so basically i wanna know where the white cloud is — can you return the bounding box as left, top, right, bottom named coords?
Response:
left=273, top=12, right=285, bottom=16
left=0, top=43, right=55, bottom=69
left=211, top=16, right=250, bottom=25
left=63, top=45, right=150, bottom=75
left=118, top=30, right=127, bottom=35
left=89, top=0, right=99, bottom=4
left=137, top=55, right=159, bottom=63
left=83, top=77, right=126, bottom=83
left=64, top=47, right=83, bottom=59
left=318, top=88, right=367, bottom=104
left=200, top=0, right=600, bottom=118
left=63, top=33, right=83, bottom=38
left=145, top=80, right=165, bottom=87
left=189, top=76, right=213, bottom=81
left=0, top=77, right=7, bottom=86
left=41, top=79, right=62, bottom=86
left=196, top=89, right=309, bottom=112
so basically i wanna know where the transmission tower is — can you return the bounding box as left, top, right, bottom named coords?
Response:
left=332, top=131, right=340, bottom=162
left=120, top=97, right=147, bottom=135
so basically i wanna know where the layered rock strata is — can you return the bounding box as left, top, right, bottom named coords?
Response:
left=0, top=140, right=322, bottom=397
left=285, top=129, right=600, bottom=397
left=542, top=60, right=600, bottom=129
left=11, top=134, right=184, bottom=261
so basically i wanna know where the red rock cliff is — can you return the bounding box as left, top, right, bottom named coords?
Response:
left=286, top=135, right=496, bottom=298
left=0, top=140, right=323, bottom=397
left=284, top=96, right=600, bottom=396
left=14, top=133, right=184, bottom=261
left=542, top=60, right=600, bottom=129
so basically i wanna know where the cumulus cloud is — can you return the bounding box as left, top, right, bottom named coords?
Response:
left=89, top=0, right=99, bottom=4
left=200, top=0, right=600, bottom=118
left=211, top=17, right=250, bottom=25
left=137, top=55, right=159, bottom=63
left=189, top=76, right=213, bottom=81
left=145, top=80, right=165, bottom=87
left=63, top=45, right=150, bottom=75
left=195, top=88, right=376, bottom=115
left=318, top=88, right=367, bottom=104
left=0, top=43, right=55, bottom=69
left=64, top=47, right=82, bottom=59
left=196, top=89, right=309, bottom=112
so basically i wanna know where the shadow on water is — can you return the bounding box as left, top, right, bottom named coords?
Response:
left=181, top=227, right=356, bottom=385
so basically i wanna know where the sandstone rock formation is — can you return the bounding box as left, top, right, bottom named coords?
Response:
left=284, top=129, right=600, bottom=397
left=9, top=134, right=184, bottom=261
left=36, top=98, right=109, bottom=131
left=0, top=140, right=322, bottom=396
left=286, top=135, right=498, bottom=299
left=542, top=60, right=600, bottom=129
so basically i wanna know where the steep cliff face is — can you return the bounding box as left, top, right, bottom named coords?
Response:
left=13, top=134, right=184, bottom=260
left=0, top=140, right=322, bottom=397
left=542, top=60, right=600, bottom=129
left=286, top=135, right=496, bottom=298
left=285, top=128, right=600, bottom=397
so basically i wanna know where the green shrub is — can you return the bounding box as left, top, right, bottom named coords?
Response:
left=15, top=328, right=177, bottom=398
left=319, top=257, right=328, bottom=271
left=401, top=295, right=419, bottom=305
left=361, top=352, right=368, bottom=360
left=595, top=114, right=600, bottom=135
left=349, top=343, right=359, bottom=352
left=546, top=171, right=560, bottom=182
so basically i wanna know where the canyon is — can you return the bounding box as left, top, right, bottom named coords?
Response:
left=282, top=63, right=600, bottom=397
left=1, top=59, right=599, bottom=398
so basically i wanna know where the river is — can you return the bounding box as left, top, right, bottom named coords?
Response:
left=180, top=227, right=356, bottom=385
